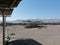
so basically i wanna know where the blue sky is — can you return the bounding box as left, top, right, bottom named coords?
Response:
left=1, top=0, right=60, bottom=21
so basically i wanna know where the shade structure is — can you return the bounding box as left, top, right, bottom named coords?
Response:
left=0, top=0, right=22, bottom=16
left=0, top=0, right=22, bottom=45
left=0, top=0, right=22, bottom=8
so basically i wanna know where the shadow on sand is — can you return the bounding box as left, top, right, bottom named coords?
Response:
left=25, top=25, right=47, bottom=29
left=8, top=39, right=43, bottom=45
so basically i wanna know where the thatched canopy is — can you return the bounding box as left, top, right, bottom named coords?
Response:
left=0, top=0, right=22, bottom=8
left=0, top=0, right=22, bottom=15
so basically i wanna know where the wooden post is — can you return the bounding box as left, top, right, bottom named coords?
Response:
left=2, top=9, right=5, bottom=45
left=4, top=16, right=6, bottom=26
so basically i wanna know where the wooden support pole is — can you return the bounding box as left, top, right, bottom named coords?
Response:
left=2, top=9, right=5, bottom=45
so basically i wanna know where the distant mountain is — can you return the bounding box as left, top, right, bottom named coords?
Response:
left=6, top=19, right=60, bottom=23
left=27, top=19, right=60, bottom=23
left=40, top=19, right=60, bottom=23
left=7, top=19, right=23, bottom=23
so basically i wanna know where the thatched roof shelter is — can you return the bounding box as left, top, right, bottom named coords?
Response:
left=0, top=0, right=22, bottom=15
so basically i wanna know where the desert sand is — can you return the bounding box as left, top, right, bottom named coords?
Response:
left=0, top=25, right=60, bottom=45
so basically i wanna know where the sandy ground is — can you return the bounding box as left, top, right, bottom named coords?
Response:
left=0, top=25, right=60, bottom=45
